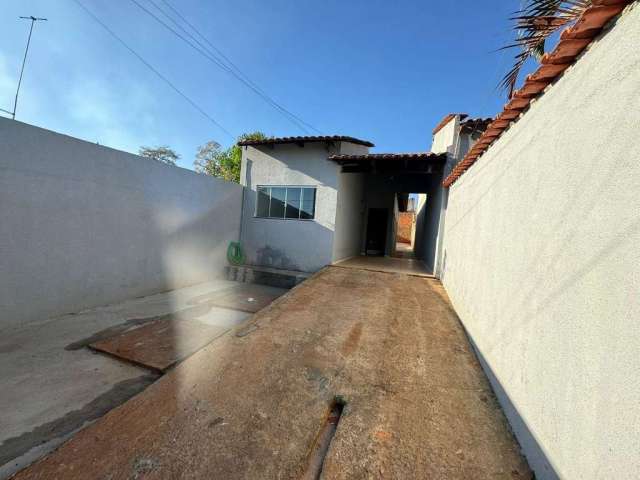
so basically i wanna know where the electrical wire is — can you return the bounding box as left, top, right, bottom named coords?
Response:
left=72, top=0, right=235, bottom=140
left=156, top=0, right=321, bottom=135
left=131, top=0, right=321, bottom=135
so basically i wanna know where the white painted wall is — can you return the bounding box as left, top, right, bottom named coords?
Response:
left=413, top=193, right=427, bottom=258
left=430, top=113, right=467, bottom=277
left=431, top=116, right=458, bottom=155
left=0, top=119, right=242, bottom=329
left=240, top=141, right=368, bottom=272
left=332, top=172, right=366, bottom=262
left=441, top=6, right=640, bottom=479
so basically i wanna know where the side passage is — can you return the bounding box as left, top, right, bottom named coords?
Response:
left=302, top=398, right=345, bottom=480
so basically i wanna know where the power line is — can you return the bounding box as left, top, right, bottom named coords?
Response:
left=152, top=0, right=321, bottom=134
left=130, top=0, right=321, bottom=134
left=71, top=0, right=235, bottom=140
left=155, top=0, right=321, bottom=135
left=156, top=0, right=247, bottom=78
left=130, top=0, right=314, bottom=134
left=147, top=0, right=241, bottom=79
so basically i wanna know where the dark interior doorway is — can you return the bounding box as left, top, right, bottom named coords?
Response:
left=365, top=208, right=388, bottom=256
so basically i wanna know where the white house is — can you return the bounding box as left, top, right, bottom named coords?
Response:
left=237, top=125, right=486, bottom=275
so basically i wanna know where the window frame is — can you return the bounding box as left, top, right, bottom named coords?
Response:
left=254, top=185, right=317, bottom=221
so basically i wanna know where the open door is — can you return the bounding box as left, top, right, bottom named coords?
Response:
left=365, top=208, right=388, bottom=256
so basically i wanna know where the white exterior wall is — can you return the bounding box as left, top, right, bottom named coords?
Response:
left=332, top=172, right=366, bottom=262
left=431, top=117, right=458, bottom=155
left=0, top=119, right=242, bottom=329
left=240, top=141, right=368, bottom=272
left=428, top=114, right=464, bottom=276
left=441, top=6, right=640, bottom=479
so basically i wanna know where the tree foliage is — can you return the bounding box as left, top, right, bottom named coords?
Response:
left=500, top=0, right=591, bottom=97
left=194, top=131, right=267, bottom=183
left=138, top=145, right=180, bottom=166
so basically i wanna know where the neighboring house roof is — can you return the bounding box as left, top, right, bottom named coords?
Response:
left=432, top=113, right=468, bottom=136
left=237, top=135, right=375, bottom=148
left=443, top=0, right=632, bottom=188
left=460, top=117, right=493, bottom=135
left=328, top=152, right=446, bottom=173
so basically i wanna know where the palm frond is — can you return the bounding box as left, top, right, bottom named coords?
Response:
left=499, top=0, right=591, bottom=97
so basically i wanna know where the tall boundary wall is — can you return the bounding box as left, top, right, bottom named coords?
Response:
left=441, top=5, right=640, bottom=479
left=0, top=119, right=242, bottom=329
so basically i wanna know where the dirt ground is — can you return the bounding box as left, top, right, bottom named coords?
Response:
left=13, top=266, right=531, bottom=479
left=0, top=280, right=285, bottom=479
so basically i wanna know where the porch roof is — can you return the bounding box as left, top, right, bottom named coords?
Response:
left=328, top=152, right=446, bottom=173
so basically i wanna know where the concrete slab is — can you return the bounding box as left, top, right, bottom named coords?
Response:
left=0, top=279, right=286, bottom=479
left=89, top=316, right=228, bottom=372
left=191, top=283, right=288, bottom=314
left=334, top=255, right=432, bottom=277
left=12, top=267, right=531, bottom=479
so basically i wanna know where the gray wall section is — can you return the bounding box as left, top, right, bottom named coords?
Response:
left=332, top=172, right=366, bottom=262
left=440, top=6, right=640, bottom=479
left=240, top=143, right=337, bottom=272
left=420, top=179, right=445, bottom=272
left=0, top=119, right=242, bottom=329
left=240, top=141, right=368, bottom=272
left=413, top=194, right=427, bottom=259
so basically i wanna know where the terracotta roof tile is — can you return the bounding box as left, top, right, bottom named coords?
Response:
left=505, top=97, right=531, bottom=110
left=498, top=110, right=521, bottom=121
left=516, top=80, right=549, bottom=97
left=238, top=135, right=374, bottom=148
left=442, top=0, right=631, bottom=189
left=491, top=119, right=511, bottom=129
left=527, top=63, right=571, bottom=82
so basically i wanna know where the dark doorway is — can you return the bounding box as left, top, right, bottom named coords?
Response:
left=365, top=208, right=388, bottom=256
left=394, top=193, right=419, bottom=258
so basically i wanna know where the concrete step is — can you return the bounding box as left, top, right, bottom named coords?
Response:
left=226, top=264, right=310, bottom=289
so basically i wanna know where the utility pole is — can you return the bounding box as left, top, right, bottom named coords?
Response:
left=11, top=16, right=47, bottom=120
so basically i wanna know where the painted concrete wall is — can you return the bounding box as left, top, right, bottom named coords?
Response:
left=332, top=172, right=366, bottom=262
left=240, top=141, right=368, bottom=272
left=413, top=193, right=427, bottom=259
left=431, top=116, right=458, bottom=155
left=440, top=6, right=640, bottom=479
left=0, top=119, right=242, bottom=329
left=429, top=113, right=468, bottom=277
left=420, top=180, right=445, bottom=272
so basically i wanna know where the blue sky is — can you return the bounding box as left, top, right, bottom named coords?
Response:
left=1, top=0, right=532, bottom=170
